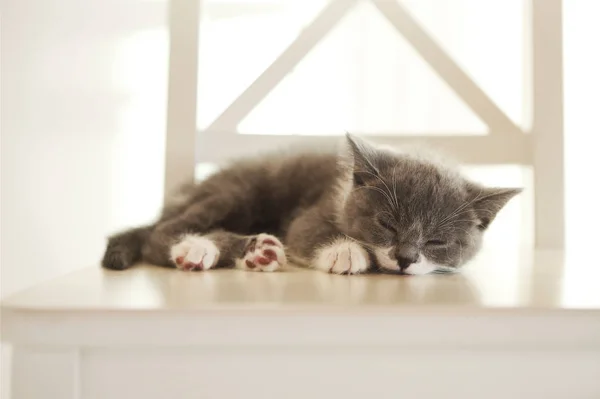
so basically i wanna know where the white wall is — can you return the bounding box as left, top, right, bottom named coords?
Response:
left=0, top=0, right=168, bottom=297
left=1, top=0, right=169, bottom=396
left=561, top=1, right=600, bottom=304
left=564, top=0, right=600, bottom=252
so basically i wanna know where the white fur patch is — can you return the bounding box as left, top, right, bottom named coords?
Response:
left=170, top=234, right=220, bottom=271
left=314, top=239, right=369, bottom=274
left=373, top=246, right=443, bottom=275
left=403, top=256, right=442, bottom=275
left=374, top=246, right=400, bottom=272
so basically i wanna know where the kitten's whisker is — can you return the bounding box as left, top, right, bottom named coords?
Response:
left=432, top=266, right=456, bottom=274
left=437, top=219, right=478, bottom=231
left=352, top=185, right=397, bottom=213
left=359, top=170, right=399, bottom=210
left=447, top=187, right=514, bottom=224
left=391, top=161, right=402, bottom=209
left=438, top=199, right=475, bottom=226
left=452, top=227, right=477, bottom=247
left=437, top=188, right=490, bottom=226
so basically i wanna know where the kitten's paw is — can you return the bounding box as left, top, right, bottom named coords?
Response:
left=314, top=240, right=369, bottom=275
left=237, top=234, right=286, bottom=272
left=170, top=234, right=220, bottom=271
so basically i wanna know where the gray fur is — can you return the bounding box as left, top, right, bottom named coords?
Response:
left=102, top=135, right=521, bottom=273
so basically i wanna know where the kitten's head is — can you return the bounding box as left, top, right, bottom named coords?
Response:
left=335, top=134, right=521, bottom=275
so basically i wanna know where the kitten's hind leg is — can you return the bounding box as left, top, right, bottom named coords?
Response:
left=102, top=225, right=152, bottom=270
left=170, top=231, right=286, bottom=272
left=234, top=233, right=286, bottom=272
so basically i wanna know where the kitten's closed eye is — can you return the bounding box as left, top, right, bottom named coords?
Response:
left=425, top=239, right=448, bottom=247
left=377, top=217, right=397, bottom=233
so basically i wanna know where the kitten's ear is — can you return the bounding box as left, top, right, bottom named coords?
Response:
left=467, top=184, right=523, bottom=230
left=344, top=133, right=380, bottom=186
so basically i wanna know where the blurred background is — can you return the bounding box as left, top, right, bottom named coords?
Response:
left=1, top=1, right=599, bottom=395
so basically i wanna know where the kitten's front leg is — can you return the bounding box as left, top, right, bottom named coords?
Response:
left=169, top=234, right=221, bottom=271
left=286, top=206, right=371, bottom=275
left=313, top=239, right=370, bottom=275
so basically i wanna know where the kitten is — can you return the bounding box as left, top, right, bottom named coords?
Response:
left=102, top=134, right=521, bottom=275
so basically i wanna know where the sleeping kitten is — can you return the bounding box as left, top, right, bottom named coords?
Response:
left=102, top=134, right=521, bottom=275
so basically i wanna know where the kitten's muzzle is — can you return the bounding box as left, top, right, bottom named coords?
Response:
left=397, top=256, right=419, bottom=271
left=389, top=244, right=420, bottom=272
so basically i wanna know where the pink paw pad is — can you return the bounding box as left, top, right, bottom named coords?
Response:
left=239, top=234, right=286, bottom=272
left=176, top=258, right=205, bottom=271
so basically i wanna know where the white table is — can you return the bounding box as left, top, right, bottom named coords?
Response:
left=2, top=248, right=600, bottom=399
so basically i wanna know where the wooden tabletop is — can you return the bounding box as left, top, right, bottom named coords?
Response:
left=2, top=248, right=599, bottom=312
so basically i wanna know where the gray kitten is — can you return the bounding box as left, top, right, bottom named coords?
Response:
left=102, top=134, right=521, bottom=275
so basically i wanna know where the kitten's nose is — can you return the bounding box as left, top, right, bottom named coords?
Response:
left=393, top=244, right=419, bottom=271
left=397, top=256, right=418, bottom=271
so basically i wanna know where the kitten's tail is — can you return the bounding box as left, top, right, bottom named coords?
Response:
left=101, top=225, right=153, bottom=270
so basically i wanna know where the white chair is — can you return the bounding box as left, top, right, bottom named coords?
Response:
left=164, top=0, right=564, bottom=249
